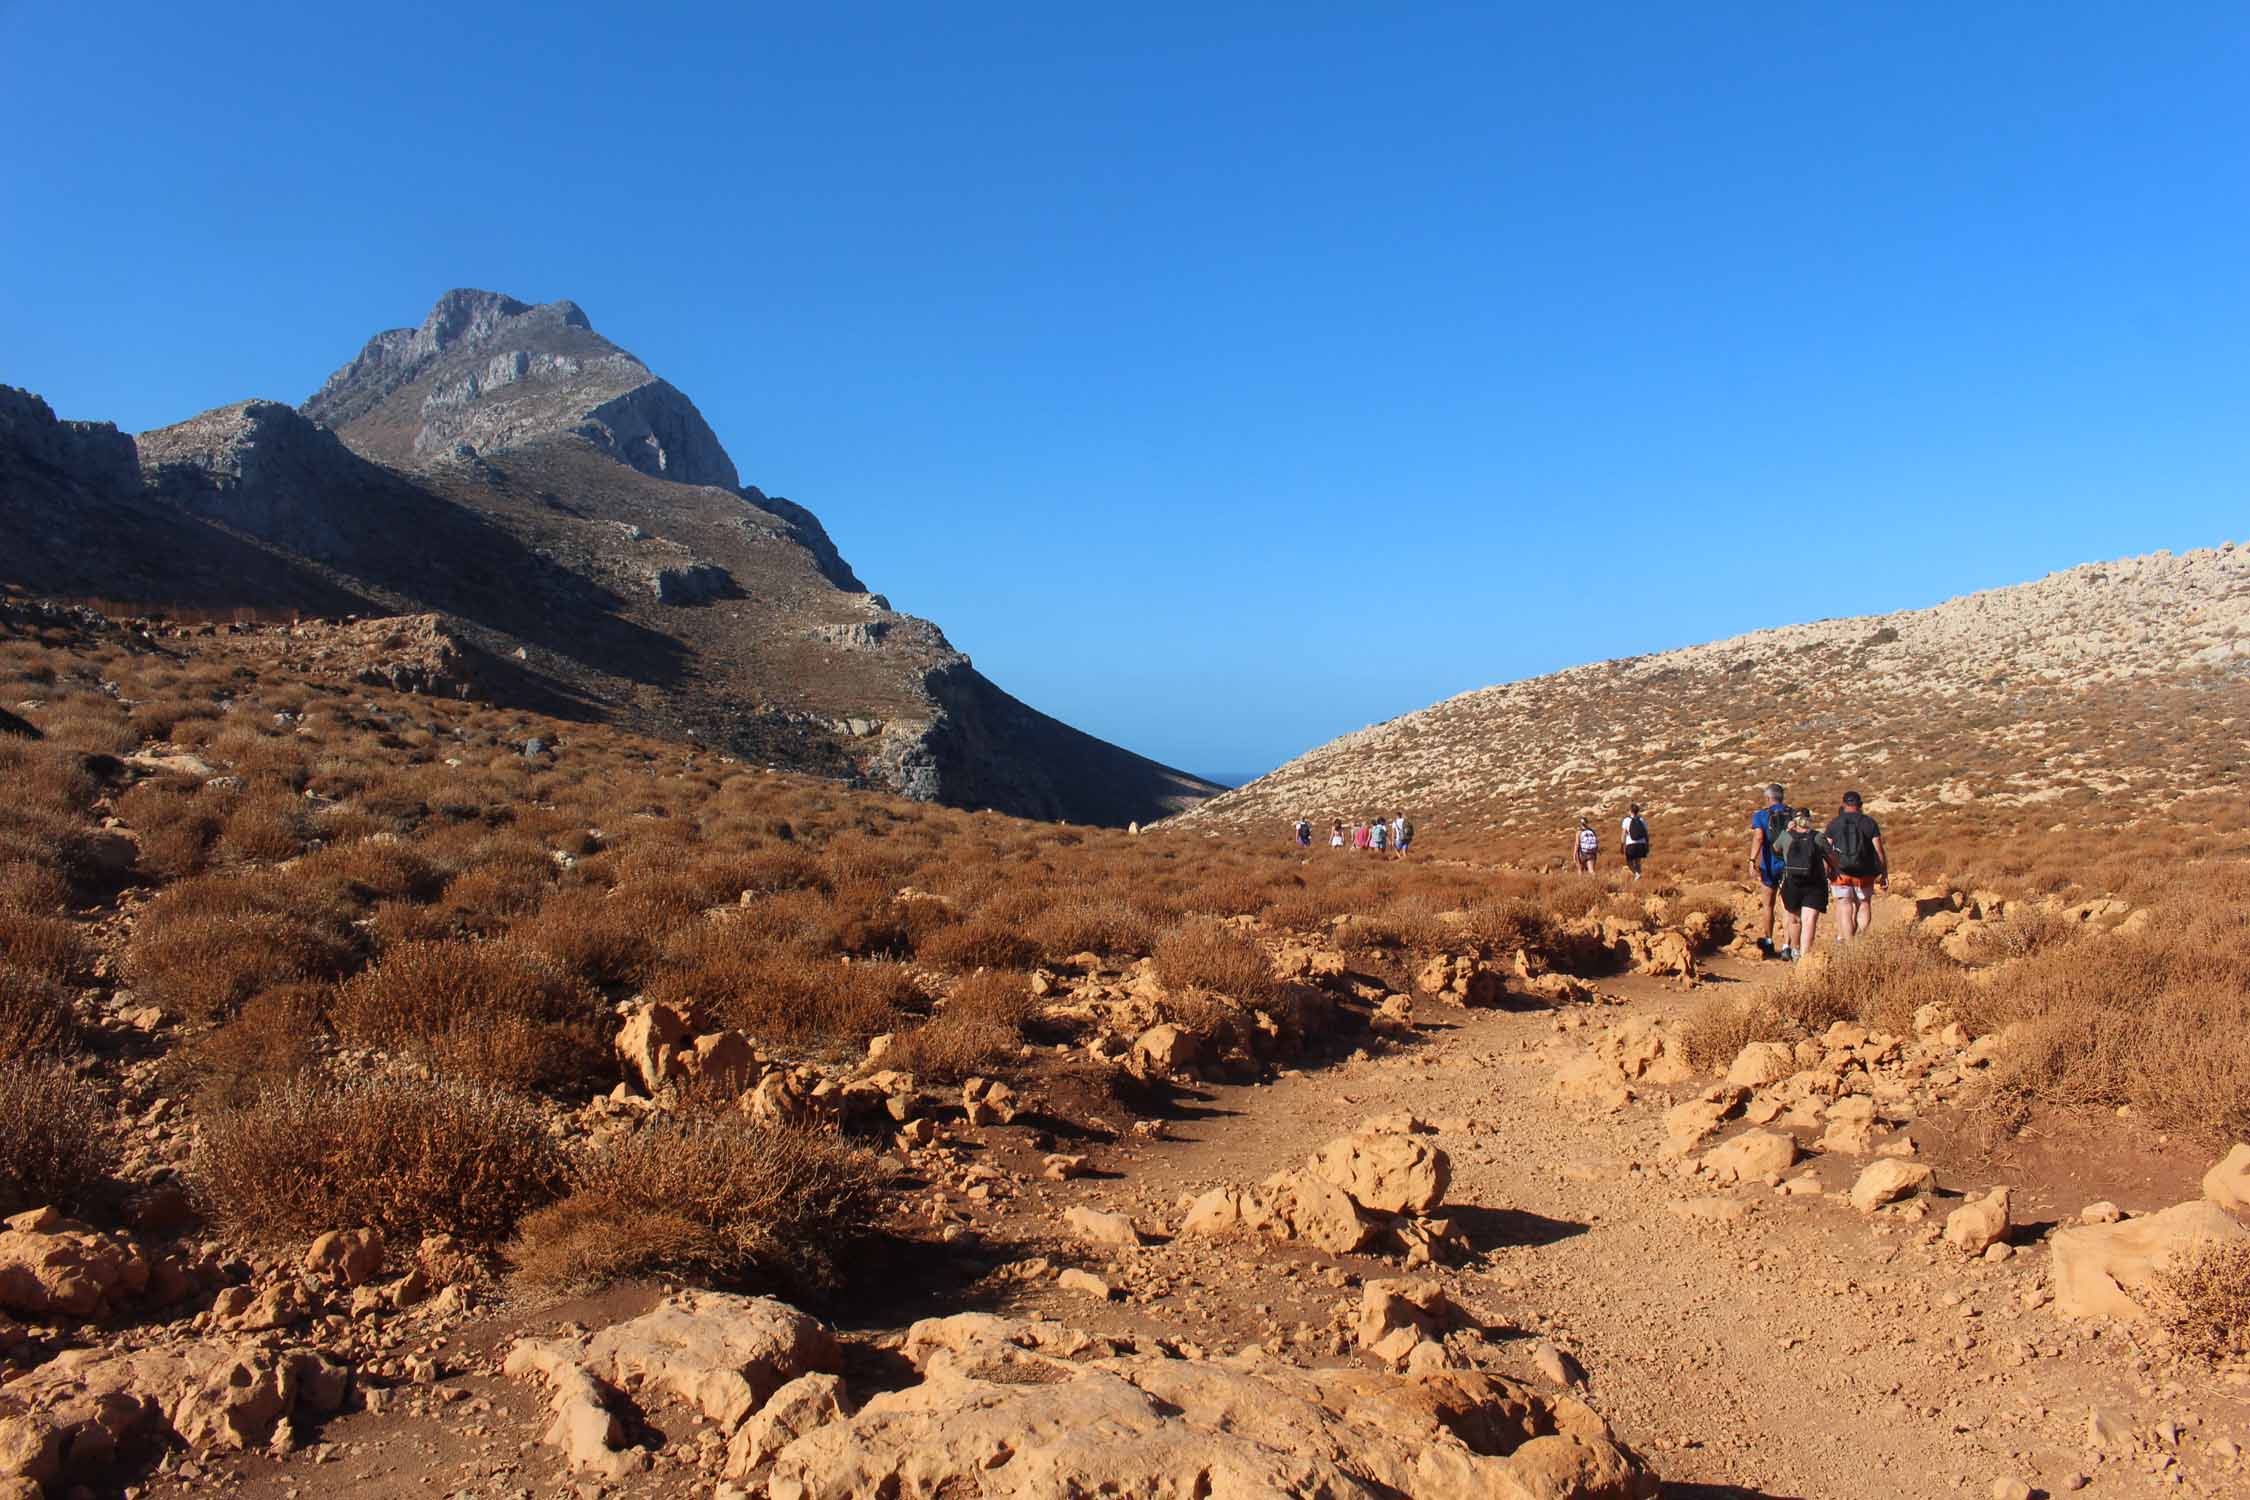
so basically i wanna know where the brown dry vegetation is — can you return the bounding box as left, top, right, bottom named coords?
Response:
left=2, top=597, right=2244, bottom=1306
left=509, top=1113, right=882, bottom=1295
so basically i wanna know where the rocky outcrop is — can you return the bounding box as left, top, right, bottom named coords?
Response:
left=0, top=387, right=140, bottom=498
left=766, top=1312, right=1659, bottom=1500
left=139, top=400, right=402, bottom=564
left=303, top=289, right=737, bottom=488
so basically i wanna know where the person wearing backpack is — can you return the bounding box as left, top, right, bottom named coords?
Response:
left=1619, top=803, right=1651, bottom=881
left=1748, top=783, right=1792, bottom=957
left=1772, top=810, right=1838, bottom=959
left=1294, top=818, right=1313, bottom=850
left=1824, top=790, right=1888, bottom=941
left=1371, top=817, right=1389, bottom=854
left=1390, top=813, right=1412, bottom=860
left=1573, top=816, right=1599, bottom=874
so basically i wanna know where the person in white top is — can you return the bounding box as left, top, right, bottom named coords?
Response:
left=1573, top=817, right=1599, bottom=874
left=1619, top=803, right=1650, bottom=880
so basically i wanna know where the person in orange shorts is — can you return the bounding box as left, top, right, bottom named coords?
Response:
left=1823, top=790, right=1888, bottom=941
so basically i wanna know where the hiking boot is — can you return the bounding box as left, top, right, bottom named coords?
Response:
left=1756, top=937, right=1774, bottom=958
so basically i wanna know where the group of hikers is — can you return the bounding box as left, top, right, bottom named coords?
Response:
left=1294, top=815, right=1413, bottom=858
left=1747, top=783, right=1888, bottom=960
left=1571, top=804, right=1654, bottom=880
left=1283, top=781, right=1888, bottom=964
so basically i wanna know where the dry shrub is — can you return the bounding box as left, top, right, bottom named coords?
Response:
left=0, top=965, right=77, bottom=1062
left=178, top=984, right=326, bottom=1109
left=1680, top=993, right=1792, bottom=1073
left=1154, top=919, right=1279, bottom=1005
left=294, top=838, right=448, bottom=904
left=885, top=970, right=1032, bottom=1081
left=0, top=860, right=69, bottom=916
left=509, top=1115, right=881, bottom=1295
left=124, top=901, right=357, bottom=1022
left=118, top=779, right=224, bottom=880
left=2151, top=1236, right=2250, bottom=1365
left=1768, top=928, right=1966, bottom=1037
left=214, top=793, right=309, bottom=865
left=1464, top=896, right=1557, bottom=957
left=1963, top=908, right=2081, bottom=966
left=193, top=1071, right=565, bottom=1245
left=1024, top=894, right=1160, bottom=960
left=1361, top=893, right=1453, bottom=956
left=512, top=889, right=662, bottom=988
left=0, top=912, right=89, bottom=982
left=0, top=1060, right=111, bottom=1218
left=721, top=955, right=918, bottom=1050
left=917, top=916, right=1039, bottom=973
left=331, top=940, right=610, bottom=1093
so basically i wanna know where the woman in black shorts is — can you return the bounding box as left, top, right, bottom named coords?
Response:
left=1774, top=811, right=1836, bottom=960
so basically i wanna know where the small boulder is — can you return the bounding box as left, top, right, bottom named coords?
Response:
left=1724, top=1042, right=1796, bottom=1089
left=1308, top=1130, right=1450, bottom=1216
left=1943, top=1189, right=2012, bottom=1256
left=1701, top=1129, right=1799, bottom=1186
left=304, top=1228, right=384, bottom=1288
left=1062, top=1206, right=1145, bottom=1249
left=2201, top=1143, right=2250, bottom=1218
left=1848, top=1160, right=1934, bottom=1213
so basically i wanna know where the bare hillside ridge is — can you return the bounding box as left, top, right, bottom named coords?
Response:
left=2, top=288, right=1218, bottom=825
left=1178, top=543, right=2250, bottom=856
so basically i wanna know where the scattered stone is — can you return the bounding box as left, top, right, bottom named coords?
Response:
left=1062, top=1206, right=1145, bottom=1249
left=1057, top=1269, right=1116, bottom=1302
left=1943, top=1188, right=2011, bottom=1256
left=1848, top=1161, right=1934, bottom=1213
left=1701, top=1129, right=1799, bottom=1186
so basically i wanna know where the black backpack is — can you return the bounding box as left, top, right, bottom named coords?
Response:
left=1831, top=813, right=1880, bottom=875
left=1626, top=814, right=1648, bottom=846
left=1783, top=829, right=1824, bottom=879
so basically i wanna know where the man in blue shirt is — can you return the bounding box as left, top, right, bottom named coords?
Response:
left=1748, top=783, right=1792, bottom=957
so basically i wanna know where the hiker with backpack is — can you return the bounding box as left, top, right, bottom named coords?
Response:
left=1391, top=813, right=1413, bottom=859
left=1748, top=783, right=1792, bottom=956
left=1824, top=790, right=1888, bottom=940
left=1772, top=810, right=1838, bottom=959
left=1573, top=816, right=1599, bottom=874
left=1370, top=817, right=1389, bottom=855
left=1293, top=818, right=1313, bottom=849
left=1620, top=804, right=1651, bottom=880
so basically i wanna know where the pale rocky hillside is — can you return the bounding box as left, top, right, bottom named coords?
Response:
left=1180, top=544, right=2250, bottom=856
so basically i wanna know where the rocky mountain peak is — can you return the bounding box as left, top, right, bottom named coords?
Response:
left=302, top=290, right=737, bottom=490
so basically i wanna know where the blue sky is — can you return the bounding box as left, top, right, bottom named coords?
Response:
left=6, top=3, right=2246, bottom=780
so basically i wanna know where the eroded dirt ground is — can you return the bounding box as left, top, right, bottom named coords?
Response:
left=138, top=925, right=2247, bottom=1500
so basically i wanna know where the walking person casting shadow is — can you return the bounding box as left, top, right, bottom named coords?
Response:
left=1771, top=810, right=1837, bottom=961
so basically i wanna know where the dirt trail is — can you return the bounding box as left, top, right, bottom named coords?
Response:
left=988, top=949, right=2248, bottom=1499
left=136, top=930, right=2247, bottom=1500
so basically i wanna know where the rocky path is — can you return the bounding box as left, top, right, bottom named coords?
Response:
left=999, top=953, right=2249, bottom=1499
left=128, top=942, right=2249, bottom=1500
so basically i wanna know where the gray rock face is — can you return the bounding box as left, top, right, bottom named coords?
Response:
left=0, top=386, right=141, bottom=499
left=302, top=289, right=738, bottom=490
left=137, top=401, right=386, bottom=563
left=647, top=563, right=732, bottom=605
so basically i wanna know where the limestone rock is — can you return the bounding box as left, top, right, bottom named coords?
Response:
left=2051, top=1199, right=2250, bottom=1321
left=1943, top=1189, right=2012, bottom=1256
left=584, top=1290, right=843, bottom=1431
left=304, top=1227, right=384, bottom=1288
left=1848, top=1160, right=1934, bottom=1213
left=1701, top=1129, right=1799, bottom=1186
left=1662, top=1088, right=1746, bottom=1157
left=1723, top=1042, right=1795, bottom=1089
left=1308, top=1129, right=1451, bottom=1216
left=1062, top=1206, right=1145, bottom=1249
left=503, top=1337, right=641, bottom=1479
left=615, top=1001, right=690, bottom=1093
left=2201, top=1143, right=2250, bottom=1218
left=723, top=1371, right=849, bottom=1479
left=764, top=1314, right=1658, bottom=1500
left=0, top=1210, right=149, bottom=1321
left=1260, top=1170, right=1370, bottom=1255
